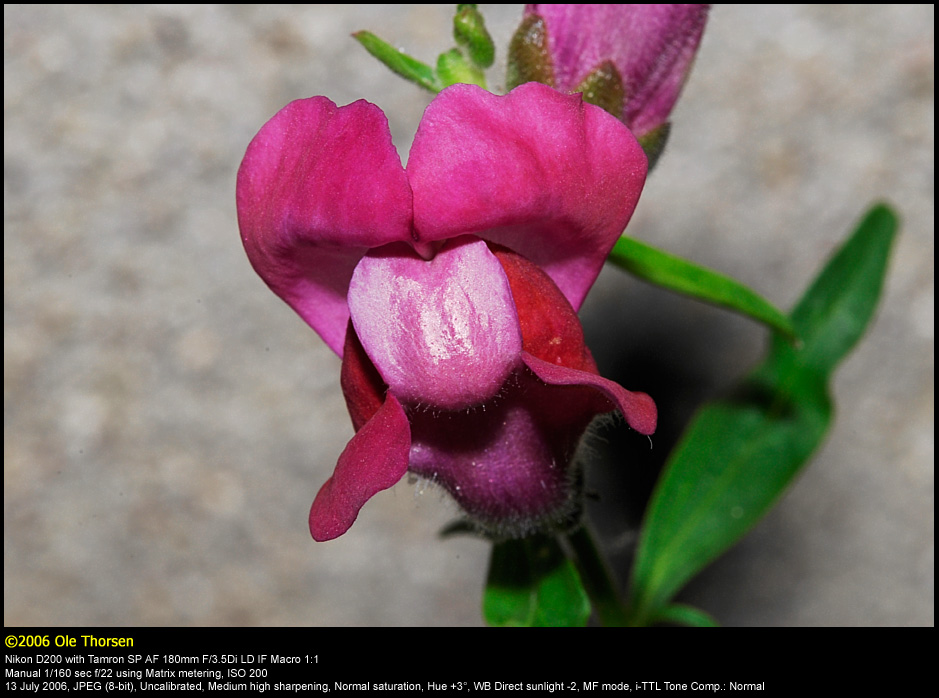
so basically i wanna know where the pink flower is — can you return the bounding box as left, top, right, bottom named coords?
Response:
left=237, top=82, right=656, bottom=541
left=515, top=4, right=709, bottom=139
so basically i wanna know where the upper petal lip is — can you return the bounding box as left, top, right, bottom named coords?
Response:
left=237, top=82, right=648, bottom=356
left=236, top=96, right=413, bottom=355
left=408, top=82, right=647, bottom=311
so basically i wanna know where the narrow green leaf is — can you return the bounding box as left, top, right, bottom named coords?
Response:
left=483, top=535, right=590, bottom=627
left=656, top=604, right=720, bottom=627
left=608, top=235, right=797, bottom=342
left=627, top=380, right=830, bottom=625
left=626, top=203, right=898, bottom=625
left=790, top=203, right=899, bottom=374
left=353, top=31, right=441, bottom=94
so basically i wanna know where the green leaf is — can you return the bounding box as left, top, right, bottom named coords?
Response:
left=789, top=203, right=899, bottom=375
left=483, top=535, right=590, bottom=627
left=626, top=203, right=898, bottom=626
left=353, top=31, right=441, bottom=94
left=609, top=235, right=797, bottom=341
left=655, top=604, right=720, bottom=627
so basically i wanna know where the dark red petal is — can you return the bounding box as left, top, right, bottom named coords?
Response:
left=495, top=245, right=657, bottom=435
left=340, top=321, right=387, bottom=433
left=523, top=352, right=657, bottom=435
left=491, top=245, right=597, bottom=373
left=309, top=394, right=410, bottom=541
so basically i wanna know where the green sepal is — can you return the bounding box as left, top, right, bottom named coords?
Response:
left=572, top=60, right=625, bottom=120
left=353, top=31, right=441, bottom=94
left=637, top=122, right=671, bottom=172
left=563, top=526, right=629, bottom=626
left=483, top=535, right=590, bottom=627
left=438, top=517, right=485, bottom=540
left=436, top=48, right=487, bottom=90
left=454, top=4, right=495, bottom=69
left=609, top=235, right=797, bottom=342
left=506, top=14, right=555, bottom=90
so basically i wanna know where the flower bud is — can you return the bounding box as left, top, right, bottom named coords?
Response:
left=509, top=4, right=708, bottom=160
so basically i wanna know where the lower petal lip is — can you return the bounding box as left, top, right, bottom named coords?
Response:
left=407, top=368, right=584, bottom=534
left=324, top=238, right=658, bottom=540
left=347, top=236, right=523, bottom=410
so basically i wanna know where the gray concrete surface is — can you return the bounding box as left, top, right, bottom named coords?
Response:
left=4, top=5, right=933, bottom=626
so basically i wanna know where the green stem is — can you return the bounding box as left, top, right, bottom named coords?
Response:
left=563, top=526, right=630, bottom=626
left=608, top=235, right=797, bottom=343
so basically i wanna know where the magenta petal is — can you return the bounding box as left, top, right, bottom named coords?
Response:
left=348, top=237, right=522, bottom=410
left=522, top=352, right=657, bottom=435
left=237, top=97, right=413, bottom=355
left=309, top=394, right=410, bottom=541
left=408, top=82, right=646, bottom=311
left=530, top=4, right=709, bottom=136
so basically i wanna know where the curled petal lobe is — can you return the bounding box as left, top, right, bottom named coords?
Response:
left=408, top=82, right=646, bottom=311
left=496, top=246, right=657, bottom=435
left=309, top=393, right=411, bottom=541
left=348, top=237, right=522, bottom=410
left=237, top=97, right=413, bottom=355
left=523, top=353, right=657, bottom=436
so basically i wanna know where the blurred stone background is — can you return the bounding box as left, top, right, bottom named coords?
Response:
left=4, top=5, right=932, bottom=626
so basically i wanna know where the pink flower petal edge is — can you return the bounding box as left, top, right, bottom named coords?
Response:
left=237, top=97, right=413, bottom=355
